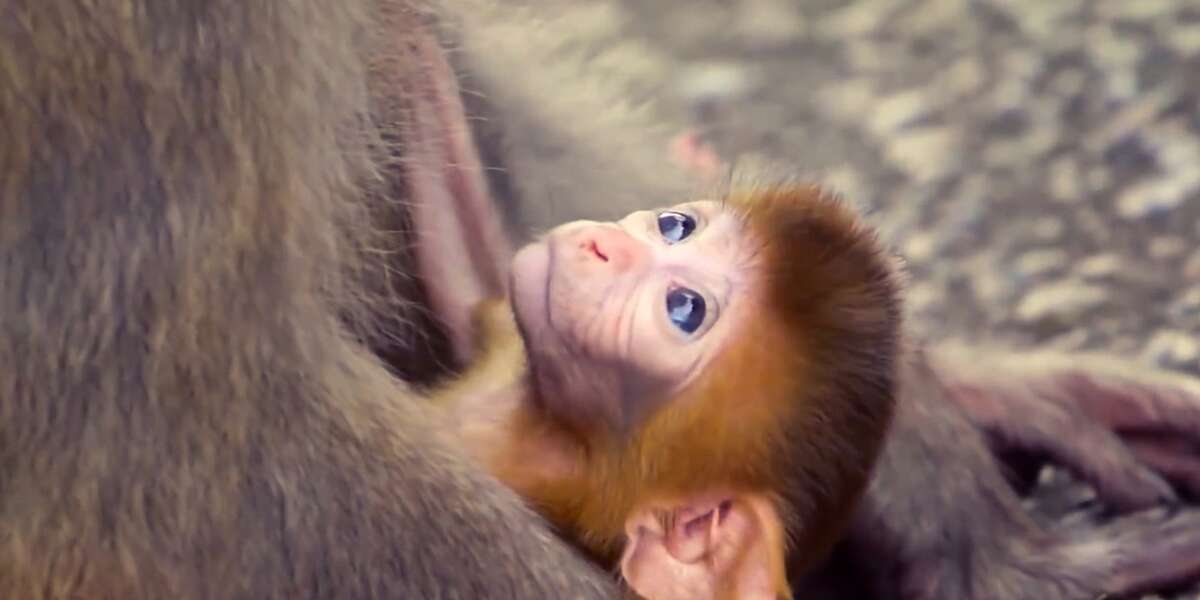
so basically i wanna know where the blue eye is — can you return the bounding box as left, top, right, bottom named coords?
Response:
left=657, top=211, right=696, bottom=243
left=666, top=287, right=707, bottom=335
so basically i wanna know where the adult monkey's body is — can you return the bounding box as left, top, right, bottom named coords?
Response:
left=0, top=1, right=616, bottom=597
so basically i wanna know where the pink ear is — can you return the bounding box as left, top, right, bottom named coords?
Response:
left=619, top=494, right=785, bottom=600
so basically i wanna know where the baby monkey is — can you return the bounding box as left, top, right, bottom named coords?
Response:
left=436, top=185, right=902, bottom=600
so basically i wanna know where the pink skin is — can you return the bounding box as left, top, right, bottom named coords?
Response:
left=508, top=200, right=760, bottom=433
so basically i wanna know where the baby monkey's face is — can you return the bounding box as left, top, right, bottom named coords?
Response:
left=509, top=200, right=761, bottom=434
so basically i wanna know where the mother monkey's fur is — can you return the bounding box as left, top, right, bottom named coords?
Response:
left=0, top=1, right=618, bottom=597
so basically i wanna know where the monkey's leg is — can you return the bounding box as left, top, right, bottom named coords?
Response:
left=1071, top=506, right=1200, bottom=597
left=893, top=509, right=1200, bottom=600
left=853, top=355, right=1200, bottom=600
left=1122, top=435, right=1200, bottom=498
left=931, top=343, right=1200, bottom=504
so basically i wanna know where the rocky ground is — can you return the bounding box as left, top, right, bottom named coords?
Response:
left=537, top=0, right=1200, bottom=597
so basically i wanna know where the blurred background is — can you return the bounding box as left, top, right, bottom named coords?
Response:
left=539, top=1, right=1200, bottom=596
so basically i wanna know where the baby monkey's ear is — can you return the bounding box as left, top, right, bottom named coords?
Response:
left=620, top=492, right=790, bottom=600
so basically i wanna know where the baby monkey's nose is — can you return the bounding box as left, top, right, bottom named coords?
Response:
left=577, top=225, right=645, bottom=273
left=584, top=239, right=608, bottom=262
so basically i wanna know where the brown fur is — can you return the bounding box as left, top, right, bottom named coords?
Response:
left=0, top=1, right=619, bottom=597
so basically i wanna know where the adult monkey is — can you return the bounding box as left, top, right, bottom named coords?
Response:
left=405, top=4, right=1200, bottom=599
left=0, top=0, right=622, bottom=597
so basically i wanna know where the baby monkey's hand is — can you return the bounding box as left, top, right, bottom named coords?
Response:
left=470, top=297, right=523, bottom=360
left=620, top=492, right=788, bottom=600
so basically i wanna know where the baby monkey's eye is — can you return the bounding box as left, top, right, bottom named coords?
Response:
left=666, top=287, right=707, bottom=335
left=656, top=211, right=696, bottom=244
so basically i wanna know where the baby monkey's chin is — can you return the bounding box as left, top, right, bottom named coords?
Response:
left=509, top=240, right=554, bottom=345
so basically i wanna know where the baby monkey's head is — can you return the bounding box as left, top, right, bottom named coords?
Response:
left=509, top=185, right=902, bottom=594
